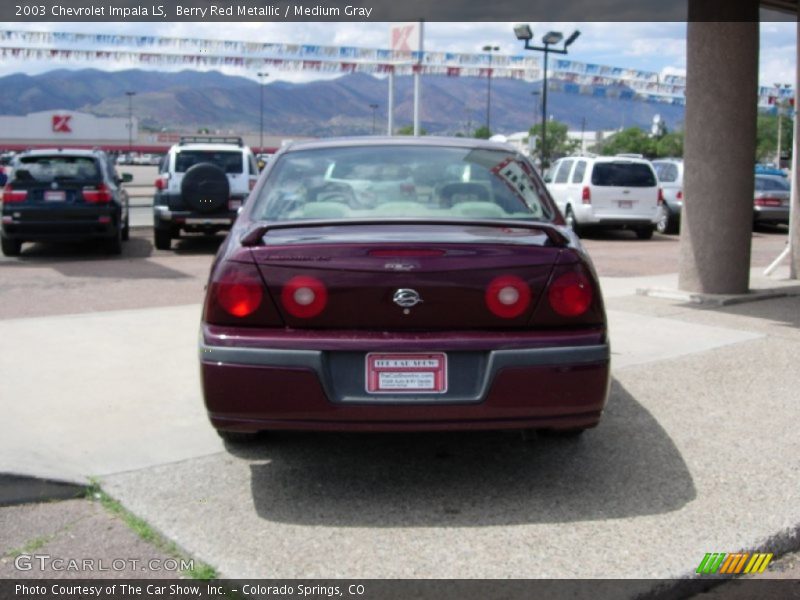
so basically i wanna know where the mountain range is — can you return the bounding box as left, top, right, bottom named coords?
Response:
left=0, top=68, right=686, bottom=137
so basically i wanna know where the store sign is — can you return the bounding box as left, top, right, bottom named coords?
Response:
left=52, top=115, right=72, bottom=133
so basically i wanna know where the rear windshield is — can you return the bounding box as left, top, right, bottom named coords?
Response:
left=591, top=162, right=657, bottom=187
left=755, top=176, right=790, bottom=191
left=174, top=150, right=243, bottom=174
left=253, top=145, right=553, bottom=222
left=14, top=155, right=100, bottom=183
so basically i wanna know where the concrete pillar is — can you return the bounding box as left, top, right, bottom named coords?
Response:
left=791, top=16, right=800, bottom=279
left=678, top=5, right=759, bottom=294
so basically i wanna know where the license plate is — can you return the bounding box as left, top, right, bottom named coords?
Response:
left=618, top=200, right=633, bottom=208
left=44, top=190, right=66, bottom=202
left=366, top=353, right=447, bottom=394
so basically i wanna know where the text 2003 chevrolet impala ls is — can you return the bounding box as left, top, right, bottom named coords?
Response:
left=200, top=137, right=610, bottom=442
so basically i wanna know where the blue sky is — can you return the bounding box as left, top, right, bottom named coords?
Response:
left=0, top=20, right=796, bottom=88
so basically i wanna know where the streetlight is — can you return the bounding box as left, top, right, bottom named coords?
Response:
left=369, top=103, right=379, bottom=134
left=257, top=72, right=269, bottom=153
left=482, top=45, right=499, bottom=134
left=125, top=91, right=135, bottom=159
left=514, top=25, right=580, bottom=168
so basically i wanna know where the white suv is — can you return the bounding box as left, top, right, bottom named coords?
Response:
left=546, top=155, right=662, bottom=239
left=152, top=136, right=259, bottom=250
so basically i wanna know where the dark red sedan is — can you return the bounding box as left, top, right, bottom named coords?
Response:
left=200, top=137, right=610, bottom=442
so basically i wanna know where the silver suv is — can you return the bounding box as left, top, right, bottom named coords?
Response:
left=152, top=136, right=259, bottom=250
left=546, top=155, right=662, bottom=239
left=652, top=158, right=684, bottom=234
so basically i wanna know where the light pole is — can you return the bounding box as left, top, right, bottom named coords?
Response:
left=482, top=45, right=499, bottom=134
left=369, top=103, right=379, bottom=134
left=514, top=25, right=580, bottom=169
left=775, top=83, right=791, bottom=168
left=125, top=91, right=135, bottom=158
left=257, top=72, right=269, bottom=153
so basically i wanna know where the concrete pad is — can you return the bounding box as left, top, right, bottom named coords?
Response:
left=0, top=305, right=221, bottom=482
left=101, top=332, right=800, bottom=580
left=607, top=309, right=763, bottom=369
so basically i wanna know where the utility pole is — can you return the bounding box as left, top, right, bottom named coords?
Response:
left=125, top=91, right=135, bottom=157
left=257, top=72, right=269, bottom=153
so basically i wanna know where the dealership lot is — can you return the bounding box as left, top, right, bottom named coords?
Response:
left=1, top=225, right=799, bottom=584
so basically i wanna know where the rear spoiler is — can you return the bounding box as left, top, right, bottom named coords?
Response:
left=240, top=218, right=570, bottom=247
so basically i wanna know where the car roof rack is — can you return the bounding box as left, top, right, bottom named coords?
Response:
left=179, top=136, right=243, bottom=147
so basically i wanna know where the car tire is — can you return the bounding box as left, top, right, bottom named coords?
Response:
left=154, top=226, right=172, bottom=251
left=121, top=210, right=130, bottom=241
left=655, top=206, right=675, bottom=235
left=538, top=428, right=587, bottom=438
left=635, top=226, right=654, bottom=240
left=181, top=162, right=230, bottom=214
left=1, top=236, right=22, bottom=257
left=217, top=429, right=260, bottom=444
left=565, top=206, right=582, bottom=237
left=104, top=226, right=123, bottom=255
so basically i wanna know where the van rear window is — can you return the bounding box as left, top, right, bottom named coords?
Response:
left=591, top=162, right=656, bottom=187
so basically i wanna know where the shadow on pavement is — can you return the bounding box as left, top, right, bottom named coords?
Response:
left=170, top=234, right=226, bottom=255
left=241, top=378, right=696, bottom=527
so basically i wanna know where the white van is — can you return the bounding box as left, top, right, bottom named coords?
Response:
left=546, top=155, right=662, bottom=239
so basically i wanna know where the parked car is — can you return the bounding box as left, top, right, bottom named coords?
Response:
left=152, top=136, right=259, bottom=250
left=753, top=174, right=791, bottom=227
left=755, top=164, right=787, bottom=178
left=200, top=137, right=610, bottom=443
left=1, top=148, right=132, bottom=256
left=652, top=158, right=684, bottom=234
left=547, top=155, right=662, bottom=239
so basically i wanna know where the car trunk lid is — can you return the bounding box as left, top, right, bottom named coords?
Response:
left=248, top=222, right=566, bottom=330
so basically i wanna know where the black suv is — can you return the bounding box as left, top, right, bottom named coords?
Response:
left=152, top=136, right=259, bottom=250
left=1, top=148, right=132, bottom=256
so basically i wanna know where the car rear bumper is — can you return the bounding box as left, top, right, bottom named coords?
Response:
left=154, top=206, right=237, bottom=227
left=1, top=208, right=119, bottom=241
left=573, top=205, right=659, bottom=227
left=753, top=206, right=789, bottom=224
left=200, top=328, right=611, bottom=432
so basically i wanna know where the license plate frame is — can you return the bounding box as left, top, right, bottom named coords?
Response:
left=44, top=190, right=66, bottom=202
left=365, top=352, right=448, bottom=394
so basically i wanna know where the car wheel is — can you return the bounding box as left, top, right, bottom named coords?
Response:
left=217, top=429, right=261, bottom=444
left=154, top=227, right=172, bottom=251
left=565, top=206, right=582, bottom=237
left=104, top=227, right=123, bottom=255
left=121, top=211, right=130, bottom=241
left=655, top=206, right=673, bottom=235
left=1, top=236, right=22, bottom=257
left=181, top=162, right=230, bottom=214
left=539, top=428, right=587, bottom=438
left=635, top=226, right=654, bottom=240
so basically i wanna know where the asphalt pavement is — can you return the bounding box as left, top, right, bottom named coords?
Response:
left=1, top=225, right=800, bottom=591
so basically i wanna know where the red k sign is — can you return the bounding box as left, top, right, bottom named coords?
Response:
left=52, top=114, right=72, bottom=133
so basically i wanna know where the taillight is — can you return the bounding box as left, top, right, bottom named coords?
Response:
left=582, top=186, right=591, bottom=204
left=485, top=275, right=531, bottom=319
left=2, top=185, right=27, bottom=203
left=204, top=262, right=280, bottom=326
left=548, top=271, right=593, bottom=318
left=657, top=188, right=665, bottom=206
left=82, top=183, right=113, bottom=203
left=249, top=178, right=257, bottom=191
left=755, top=197, right=782, bottom=207
left=155, top=176, right=168, bottom=191
left=677, top=190, right=683, bottom=201
left=281, top=276, right=328, bottom=318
